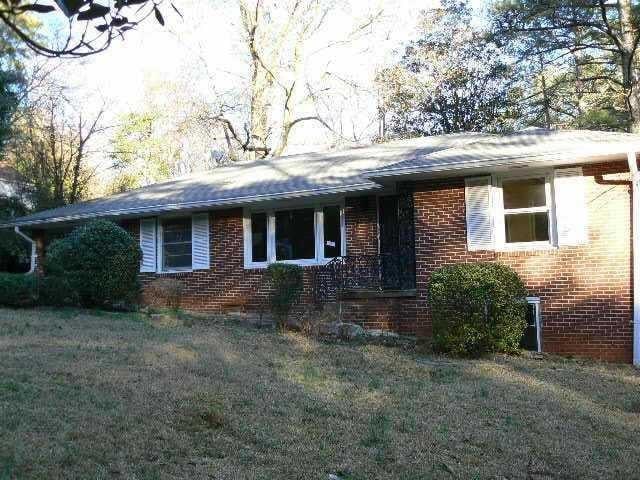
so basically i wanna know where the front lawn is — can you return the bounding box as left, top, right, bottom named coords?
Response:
left=1, top=308, right=639, bottom=479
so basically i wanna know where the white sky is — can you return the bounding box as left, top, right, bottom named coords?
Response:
left=53, top=1, right=433, bottom=118
left=36, top=0, right=487, bottom=169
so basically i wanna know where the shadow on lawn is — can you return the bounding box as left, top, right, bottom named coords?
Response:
left=2, top=309, right=640, bottom=479
left=456, top=358, right=640, bottom=479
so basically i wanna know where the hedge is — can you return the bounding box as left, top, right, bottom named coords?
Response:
left=0, top=273, right=36, bottom=307
left=267, top=263, right=303, bottom=329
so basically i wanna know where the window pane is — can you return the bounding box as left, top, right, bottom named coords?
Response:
left=275, top=208, right=315, bottom=260
left=251, top=212, right=268, bottom=262
left=503, top=178, right=546, bottom=209
left=164, top=254, right=192, bottom=269
left=163, top=218, right=192, bottom=269
left=505, top=212, right=549, bottom=243
left=164, top=243, right=192, bottom=256
left=323, top=206, right=341, bottom=258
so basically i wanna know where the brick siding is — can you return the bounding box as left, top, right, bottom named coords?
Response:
left=411, top=161, right=633, bottom=363
left=30, top=161, right=635, bottom=362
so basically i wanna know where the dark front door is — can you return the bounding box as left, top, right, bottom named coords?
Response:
left=378, top=193, right=416, bottom=290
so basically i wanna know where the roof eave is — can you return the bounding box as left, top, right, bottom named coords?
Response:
left=365, top=150, right=635, bottom=182
left=0, top=182, right=381, bottom=229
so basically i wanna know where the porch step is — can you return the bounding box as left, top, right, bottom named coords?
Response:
left=341, top=288, right=417, bottom=299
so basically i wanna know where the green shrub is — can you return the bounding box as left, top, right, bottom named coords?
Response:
left=38, top=275, right=79, bottom=307
left=428, top=262, right=527, bottom=357
left=0, top=273, right=36, bottom=307
left=266, top=263, right=303, bottom=329
left=44, top=220, right=142, bottom=308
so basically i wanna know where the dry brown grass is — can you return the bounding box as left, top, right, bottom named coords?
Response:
left=1, top=308, right=639, bottom=479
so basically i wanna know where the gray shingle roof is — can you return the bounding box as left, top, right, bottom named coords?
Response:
left=7, top=128, right=640, bottom=228
left=6, top=133, right=482, bottom=227
left=368, top=128, right=640, bottom=178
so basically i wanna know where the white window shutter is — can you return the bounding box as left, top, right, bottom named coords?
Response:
left=192, top=213, right=210, bottom=270
left=554, top=167, right=587, bottom=246
left=465, top=176, right=494, bottom=251
left=140, top=218, right=157, bottom=272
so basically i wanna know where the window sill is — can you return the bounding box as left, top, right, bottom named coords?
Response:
left=157, top=268, right=193, bottom=274
left=495, top=242, right=557, bottom=252
left=244, top=258, right=336, bottom=270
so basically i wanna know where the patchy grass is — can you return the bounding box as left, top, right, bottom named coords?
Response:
left=0, top=308, right=639, bottom=479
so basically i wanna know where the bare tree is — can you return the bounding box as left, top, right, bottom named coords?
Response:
left=9, top=91, right=106, bottom=209
left=207, top=0, right=382, bottom=159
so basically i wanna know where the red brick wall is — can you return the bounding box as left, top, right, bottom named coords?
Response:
left=341, top=196, right=418, bottom=333
left=411, top=161, right=633, bottom=363
left=345, top=196, right=378, bottom=256
left=123, top=209, right=269, bottom=313
left=340, top=296, right=418, bottom=334
left=120, top=197, right=419, bottom=332
left=122, top=208, right=336, bottom=316
left=31, top=161, right=634, bottom=362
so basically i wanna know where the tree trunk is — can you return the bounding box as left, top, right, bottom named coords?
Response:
left=618, top=0, right=640, bottom=132
left=536, top=55, right=552, bottom=128
left=240, top=0, right=273, bottom=159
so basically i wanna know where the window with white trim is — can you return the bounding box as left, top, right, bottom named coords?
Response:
left=250, top=212, right=268, bottom=263
left=465, top=167, right=587, bottom=252
left=244, top=204, right=345, bottom=268
left=161, top=217, right=192, bottom=271
left=496, top=175, right=553, bottom=246
left=521, top=297, right=542, bottom=352
left=275, top=208, right=315, bottom=260
left=139, top=213, right=210, bottom=273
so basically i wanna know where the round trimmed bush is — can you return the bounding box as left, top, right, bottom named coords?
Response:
left=428, top=262, right=527, bottom=357
left=44, top=220, right=142, bottom=308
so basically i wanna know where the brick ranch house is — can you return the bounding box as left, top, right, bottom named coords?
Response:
left=5, top=128, right=640, bottom=364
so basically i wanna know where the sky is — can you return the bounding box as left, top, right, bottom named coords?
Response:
left=50, top=0, right=435, bottom=130
left=33, top=0, right=486, bottom=177
left=72, top=0, right=433, bottom=105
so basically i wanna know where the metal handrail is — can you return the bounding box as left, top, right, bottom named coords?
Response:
left=312, top=253, right=414, bottom=305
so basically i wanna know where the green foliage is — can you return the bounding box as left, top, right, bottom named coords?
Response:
left=490, top=0, right=634, bottom=130
left=0, top=196, right=30, bottom=273
left=0, top=21, right=31, bottom=155
left=0, top=273, right=36, bottom=307
left=108, top=111, right=173, bottom=193
left=0, top=69, right=20, bottom=151
left=44, top=220, right=141, bottom=308
left=377, top=0, right=521, bottom=137
left=266, top=263, right=303, bottom=329
left=38, top=275, right=78, bottom=307
left=428, top=262, right=527, bottom=357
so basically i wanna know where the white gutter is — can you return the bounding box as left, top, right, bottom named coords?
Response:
left=627, top=151, right=640, bottom=366
left=13, top=227, right=37, bottom=274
